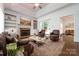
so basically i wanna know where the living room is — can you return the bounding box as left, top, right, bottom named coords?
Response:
left=0, top=3, right=79, bottom=56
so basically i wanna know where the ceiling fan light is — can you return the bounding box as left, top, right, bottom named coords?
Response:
left=35, top=3, right=39, bottom=7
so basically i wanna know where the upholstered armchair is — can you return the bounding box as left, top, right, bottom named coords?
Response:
left=38, top=30, right=45, bottom=37
left=50, top=30, right=60, bottom=41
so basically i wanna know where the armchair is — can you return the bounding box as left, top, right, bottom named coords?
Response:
left=38, top=30, right=45, bottom=37
left=50, top=30, right=60, bottom=41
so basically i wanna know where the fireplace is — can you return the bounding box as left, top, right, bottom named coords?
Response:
left=20, top=28, right=30, bottom=38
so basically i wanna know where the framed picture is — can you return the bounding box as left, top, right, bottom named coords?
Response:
left=20, top=18, right=31, bottom=26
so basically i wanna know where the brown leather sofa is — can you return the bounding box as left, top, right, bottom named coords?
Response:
left=23, top=43, right=34, bottom=56
left=17, top=40, right=34, bottom=56
left=0, top=32, right=15, bottom=56
left=17, top=40, right=29, bottom=47
left=50, top=30, right=60, bottom=41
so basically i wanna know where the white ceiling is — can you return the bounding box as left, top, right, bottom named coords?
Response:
left=17, top=3, right=48, bottom=11
left=4, top=3, right=48, bottom=17
left=4, top=3, right=71, bottom=18
left=36, top=3, right=71, bottom=17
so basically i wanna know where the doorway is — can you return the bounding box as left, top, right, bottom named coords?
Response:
left=60, top=15, right=74, bottom=43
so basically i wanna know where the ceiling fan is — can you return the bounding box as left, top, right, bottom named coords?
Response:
left=33, top=3, right=42, bottom=9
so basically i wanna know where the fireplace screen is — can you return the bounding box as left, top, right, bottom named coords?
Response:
left=20, top=28, right=30, bottom=37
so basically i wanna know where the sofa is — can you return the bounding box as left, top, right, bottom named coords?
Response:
left=23, top=42, right=34, bottom=56
left=0, top=32, right=15, bottom=56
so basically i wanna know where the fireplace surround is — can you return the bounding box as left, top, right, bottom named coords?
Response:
left=20, top=28, right=30, bottom=39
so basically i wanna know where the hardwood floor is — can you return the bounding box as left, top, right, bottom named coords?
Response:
left=59, top=35, right=79, bottom=56
left=31, top=35, right=79, bottom=56
left=74, top=42, right=79, bottom=55
left=31, top=39, right=64, bottom=56
left=16, top=35, right=79, bottom=56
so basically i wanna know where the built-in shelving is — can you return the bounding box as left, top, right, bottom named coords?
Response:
left=4, top=13, right=17, bottom=30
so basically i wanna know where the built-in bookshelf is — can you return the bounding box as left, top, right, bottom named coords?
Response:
left=4, top=13, right=17, bottom=30
left=4, top=13, right=32, bottom=37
